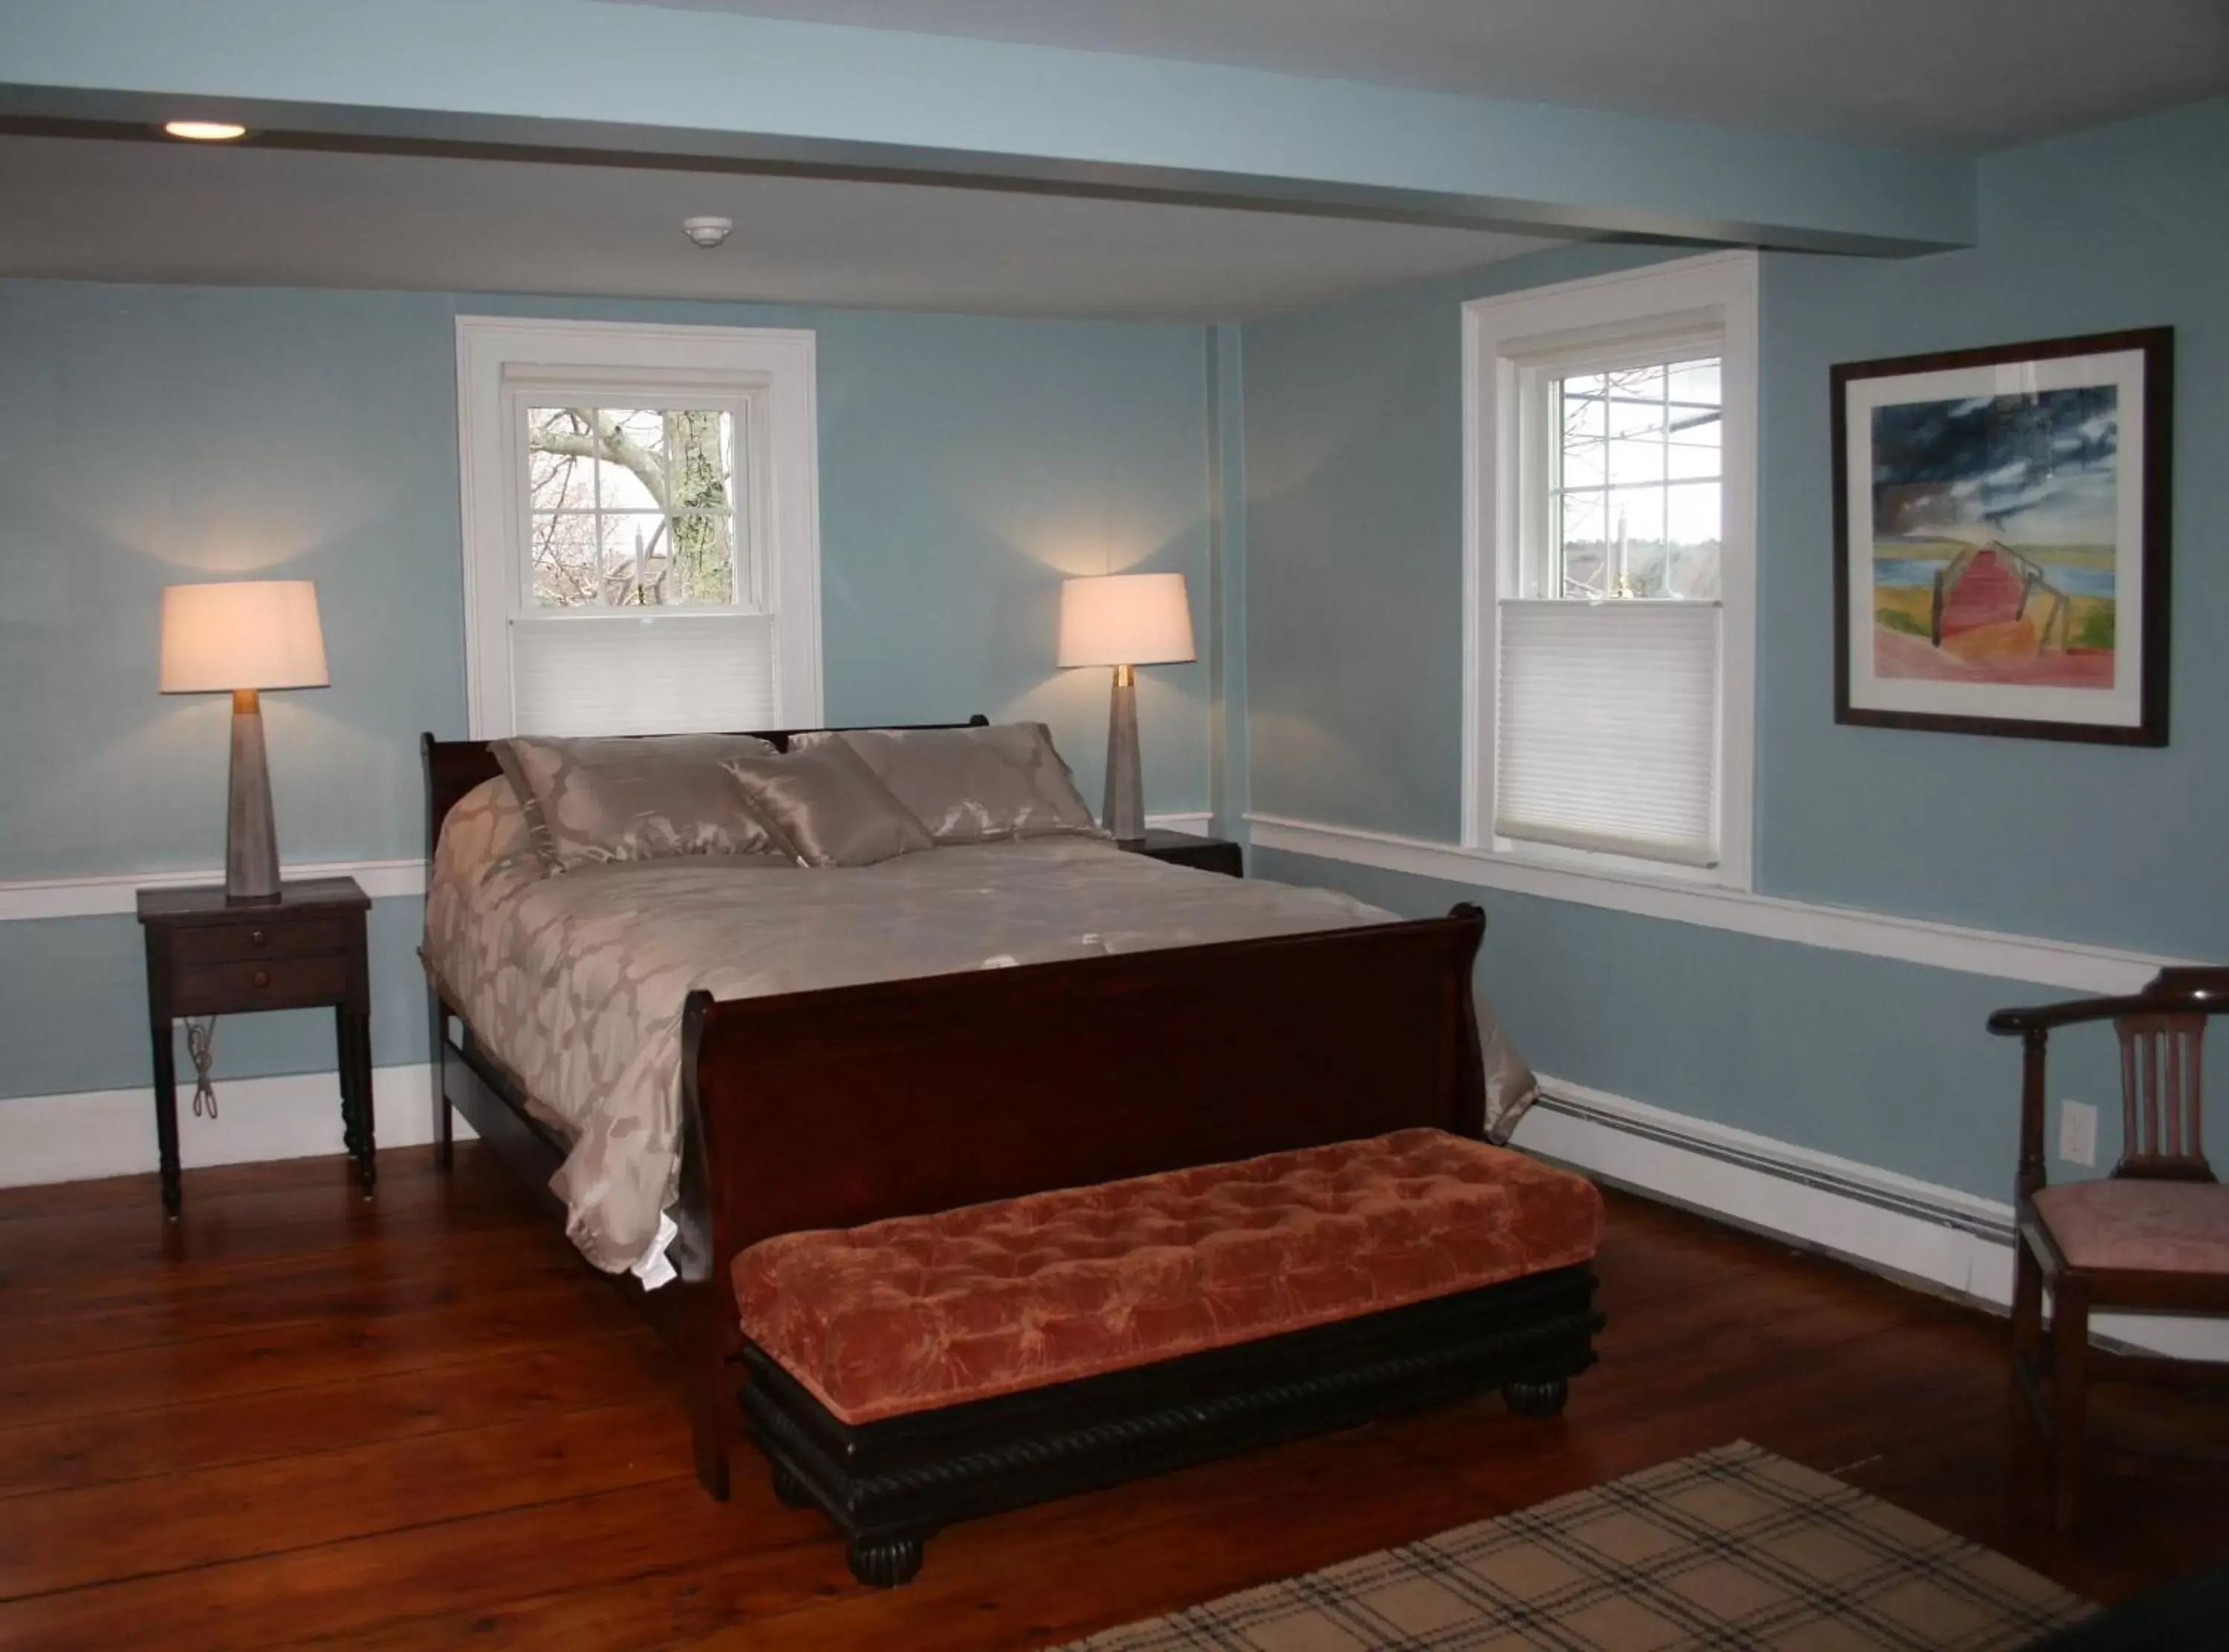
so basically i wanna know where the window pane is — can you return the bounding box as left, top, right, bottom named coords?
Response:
left=526, top=419, right=598, bottom=513
left=601, top=513, right=670, bottom=606
left=664, top=411, right=733, bottom=514
left=1556, top=490, right=1607, bottom=599
left=1667, top=410, right=1722, bottom=481
left=1606, top=435, right=1663, bottom=487
left=1605, top=367, right=1666, bottom=438
left=667, top=511, right=736, bottom=606
left=529, top=512, right=600, bottom=608
left=595, top=410, right=668, bottom=511
left=1665, top=482, right=1722, bottom=599
left=1606, top=487, right=1667, bottom=597
left=1668, top=357, right=1719, bottom=405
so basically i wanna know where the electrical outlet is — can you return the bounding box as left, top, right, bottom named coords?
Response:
left=2058, top=1099, right=2097, bottom=1168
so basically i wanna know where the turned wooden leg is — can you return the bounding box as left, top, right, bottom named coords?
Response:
left=2049, top=1278, right=2089, bottom=1534
left=2011, top=1232, right=2045, bottom=1406
left=150, top=1018, right=182, bottom=1220
left=1503, top=1378, right=1569, bottom=1417
left=847, top=1532, right=925, bottom=1588
left=770, top=1457, right=815, bottom=1509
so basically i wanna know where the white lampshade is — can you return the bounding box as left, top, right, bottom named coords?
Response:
left=159, top=581, right=329, bottom=694
left=1057, top=573, right=1195, bottom=668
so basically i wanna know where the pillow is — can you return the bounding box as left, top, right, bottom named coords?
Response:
left=719, top=740, right=935, bottom=868
left=795, top=723, right=1103, bottom=845
left=490, top=733, right=793, bottom=870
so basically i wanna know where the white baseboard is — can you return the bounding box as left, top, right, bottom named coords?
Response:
left=0, top=1061, right=470, bottom=1188
left=1516, top=1075, right=2229, bottom=1362
left=1146, top=811, right=1214, bottom=836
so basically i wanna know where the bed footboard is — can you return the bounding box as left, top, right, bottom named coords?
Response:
left=675, top=905, right=1489, bottom=1497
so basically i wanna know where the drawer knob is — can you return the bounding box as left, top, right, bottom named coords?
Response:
left=250, top=929, right=270, bottom=948
left=252, top=969, right=271, bottom=989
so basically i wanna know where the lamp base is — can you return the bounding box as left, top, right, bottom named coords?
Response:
left=1103, top=664, right=1144, bottom=847
left=226, top=688, right=282, bottom=905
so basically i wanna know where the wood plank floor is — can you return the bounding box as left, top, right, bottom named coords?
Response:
left=2, top=1145, right=2225, bottom=1650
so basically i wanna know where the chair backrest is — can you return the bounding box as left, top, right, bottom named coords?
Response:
left=2115, top=1012, right=2210, bottom=1180
left=1990, top=966, right=2228, bottom=1197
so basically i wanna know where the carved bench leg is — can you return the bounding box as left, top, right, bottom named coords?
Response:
left=1503, top=1378, right=1569, bottom=1417
left=847, top=1532, right=925, bottom=1589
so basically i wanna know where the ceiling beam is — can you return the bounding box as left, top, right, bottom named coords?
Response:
left=0, top=0, right=1976, bottom=256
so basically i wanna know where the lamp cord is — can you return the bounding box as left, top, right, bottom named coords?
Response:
left=185, top=1017, right=219, bottom=1119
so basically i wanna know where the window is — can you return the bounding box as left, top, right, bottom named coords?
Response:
left=1463, top=253, right=1756, bottom=884
left=455, top=319, right=823, bottom=738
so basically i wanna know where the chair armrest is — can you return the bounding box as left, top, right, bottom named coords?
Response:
left=1988, top=996, right=2150, bottom=1036
left=1990, top=968, right=2229, bottom=1036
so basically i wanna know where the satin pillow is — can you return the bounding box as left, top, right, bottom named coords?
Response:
left=491, top=733, right=793, bottom=870
left=794, top=723, right=1102, bottom=845
left=720, top=740, right=935, bottom=868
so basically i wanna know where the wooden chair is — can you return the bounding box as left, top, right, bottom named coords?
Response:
left=1989, top=967, right=2229, bottom=1531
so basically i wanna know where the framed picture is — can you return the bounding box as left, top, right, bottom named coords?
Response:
left=1832, top=327, right=2171, bottom=746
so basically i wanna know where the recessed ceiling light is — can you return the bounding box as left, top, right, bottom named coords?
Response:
left=163, top=120, right=249, bottom=142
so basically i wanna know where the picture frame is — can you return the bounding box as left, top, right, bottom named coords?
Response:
left=1831, top=327, right=2171, bottom=746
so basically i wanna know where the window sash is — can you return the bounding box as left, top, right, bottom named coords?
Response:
left=507, top=386, right=766, bottom=616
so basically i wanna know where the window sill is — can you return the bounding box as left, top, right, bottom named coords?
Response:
left=1473, top=836, right=1742, bottom=893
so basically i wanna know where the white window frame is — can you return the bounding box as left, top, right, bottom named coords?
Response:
left=455, top=316, right=824, bottom=738
left=1461, top=251, right=1758, bottom=891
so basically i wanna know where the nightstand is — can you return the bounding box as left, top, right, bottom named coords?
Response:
left=136, top=877, right=374, bottom=1217
left=1126, top=829, right=1243, bottom=878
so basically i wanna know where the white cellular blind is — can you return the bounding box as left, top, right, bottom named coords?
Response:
left=511, top=613, right=777, bottom=736
left=1494, top=600, right=1721, bottom=867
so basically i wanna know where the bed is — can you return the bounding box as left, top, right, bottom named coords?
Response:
left=419, top=722, right=1519, bottom=1499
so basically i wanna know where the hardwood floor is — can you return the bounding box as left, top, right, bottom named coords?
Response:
left=1, top=1145, right=2225, bottom=1649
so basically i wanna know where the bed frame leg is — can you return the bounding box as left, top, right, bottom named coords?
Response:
left=426, top=983, right=454, bottom=1173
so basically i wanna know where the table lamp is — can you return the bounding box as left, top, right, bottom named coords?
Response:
left=1057, top=572, right=1195, bottom=846
left=158, top=580, right=328, bottom=904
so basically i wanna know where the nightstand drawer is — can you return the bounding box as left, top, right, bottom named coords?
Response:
left=170, top=954, right=350, bottom=1016
left=169, top=918, right=354, bottom=966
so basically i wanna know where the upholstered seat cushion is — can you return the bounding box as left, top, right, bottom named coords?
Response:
left=2032, top=1179, right=2229, bottom=1274
left=733, top=1128, right=1603, bottom=1425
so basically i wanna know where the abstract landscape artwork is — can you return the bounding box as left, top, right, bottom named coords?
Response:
left=1832, top=329, right=2170, bottom=746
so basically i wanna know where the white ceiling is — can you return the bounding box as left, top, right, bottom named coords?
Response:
left=616, top=0, right=2229, bottom=153
left=0, top=134, right=1568, bottom=320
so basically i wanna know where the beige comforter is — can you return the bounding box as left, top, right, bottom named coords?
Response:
left=425, top=787, right=1403, bottom=1274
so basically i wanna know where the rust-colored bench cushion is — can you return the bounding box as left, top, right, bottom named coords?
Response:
left=733, top=1127, right=1603, bottom=1425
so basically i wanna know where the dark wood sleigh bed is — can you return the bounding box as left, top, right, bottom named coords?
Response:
left=419, top=723, right=1525, bottom=1510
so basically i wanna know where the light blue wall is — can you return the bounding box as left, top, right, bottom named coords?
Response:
left=1241, top=100, right=2229, bottom=1200
left=0, top=281, right=1214, bottom=1099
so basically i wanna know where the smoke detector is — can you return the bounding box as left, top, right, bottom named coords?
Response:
left=682, top=216, right=733, bottom=249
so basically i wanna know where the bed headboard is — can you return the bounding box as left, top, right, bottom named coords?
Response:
left=420, top=716, right=992, bottom=864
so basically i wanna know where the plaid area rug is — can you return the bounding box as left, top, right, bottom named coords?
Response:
left=1058, top=1442, right=2092, bottom=1651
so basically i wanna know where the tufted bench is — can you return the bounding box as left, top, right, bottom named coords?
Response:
left=731, top=1128, right=1605, bottom=1585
